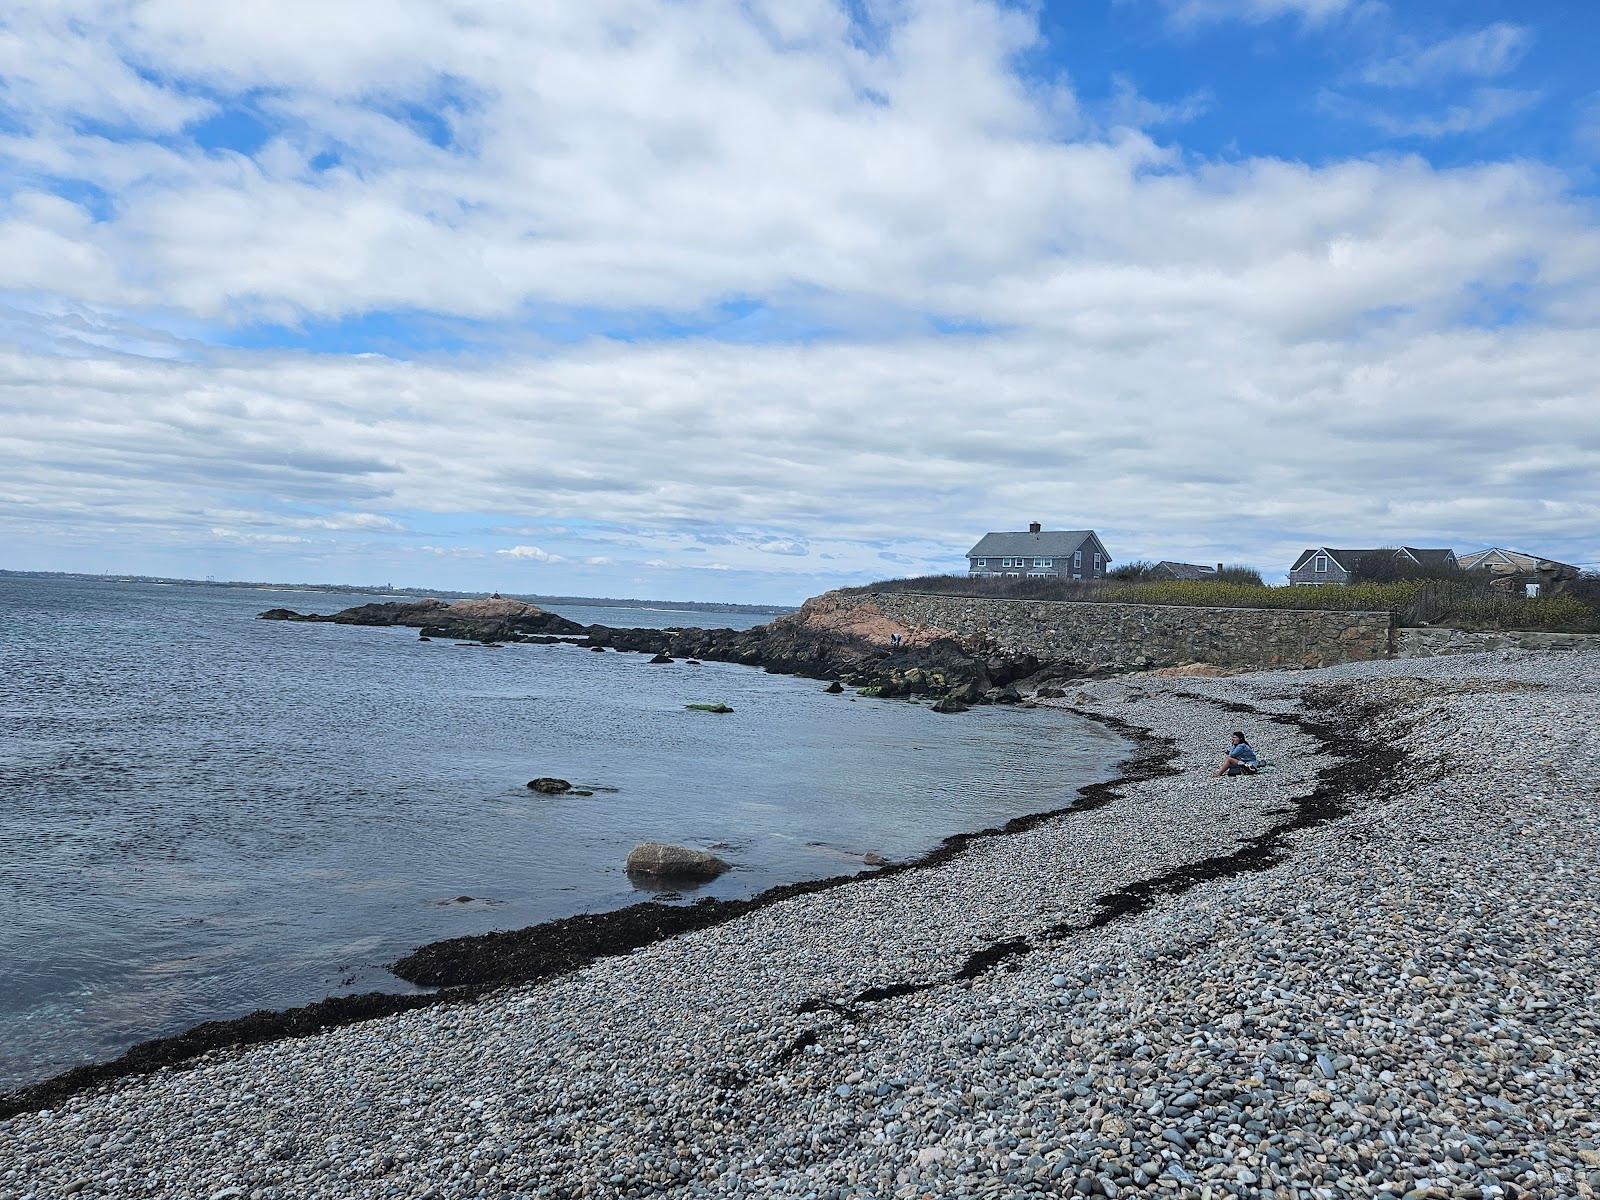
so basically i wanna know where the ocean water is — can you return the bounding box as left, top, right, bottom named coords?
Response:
left=0, top=576, right=1128, bottom=1091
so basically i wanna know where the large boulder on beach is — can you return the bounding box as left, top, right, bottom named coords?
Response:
left=626, top=842, right=731, bottom=881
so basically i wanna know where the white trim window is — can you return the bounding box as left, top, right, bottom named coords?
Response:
left=1034, top=557, right=1052, bottom=567
left=1072, top=572, right=1083, bottom=581
left=1093, top=552, right=1102, bottom=570
left=1312, top=553, right=1331, bottom=573
left=1073, top=550, right=1082, bottom=568
left=975, top=558, right=987, bottom=567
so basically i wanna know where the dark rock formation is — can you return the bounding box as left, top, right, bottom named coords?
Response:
left=648, top=653, right=674, bottom=664
left=931, top=697, right=970, bottom=714
left=259, top=597, right=585, bottom=643
left=527, top=778, right=572, bottom=794
left=582, top=600, right=1061, bottom=711
left=625, top=842, right=731, bottom=881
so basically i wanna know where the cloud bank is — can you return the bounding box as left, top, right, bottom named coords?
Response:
left=1, top=0, right=1596, bottom=600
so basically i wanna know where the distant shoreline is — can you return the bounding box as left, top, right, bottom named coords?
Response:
left=0, top=569, right=795, bottom=616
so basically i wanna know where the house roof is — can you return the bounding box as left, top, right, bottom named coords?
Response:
left=1289, top=546, right=1454, bottom=572
left=1155, top=561, right=1216, bottom=580
left=1460, top=547, right=1579, bottom=574
left=967, top=529, right=1103, bottom=558
left=1289, top=548, right=1382, bottom=572
left=1398, top=547, right=1457, bottom=567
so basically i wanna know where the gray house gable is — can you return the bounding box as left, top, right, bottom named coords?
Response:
left=1289, top=545, right=1456, bottom=585
left=1289, top=548, right=1380, bottom=574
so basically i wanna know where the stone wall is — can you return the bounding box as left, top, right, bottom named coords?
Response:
left=1396, top=627, right=1600, bottom=658
left=819, top=591, right=1394, bottom=671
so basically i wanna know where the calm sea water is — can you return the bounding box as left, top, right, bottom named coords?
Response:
left=0, top=576, right=1127, bottom=1090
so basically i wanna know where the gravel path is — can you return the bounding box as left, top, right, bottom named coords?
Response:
left=4, top=649, right=1597, bottom=1200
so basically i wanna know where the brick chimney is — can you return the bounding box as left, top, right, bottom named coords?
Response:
left=1029, top=521, right=1042, bottom=534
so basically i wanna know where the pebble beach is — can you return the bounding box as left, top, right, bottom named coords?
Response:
left=4, top=648, right=1598, bottom=1200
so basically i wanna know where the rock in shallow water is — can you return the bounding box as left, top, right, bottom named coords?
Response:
left=527, top=777, right=572, bottom=794
left=625, top=842, right=732, bottom=881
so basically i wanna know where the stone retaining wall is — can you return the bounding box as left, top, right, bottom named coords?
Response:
left=839, top=591, right=1394, bottom=671
left=1396, top=627, right=1600, bottom=658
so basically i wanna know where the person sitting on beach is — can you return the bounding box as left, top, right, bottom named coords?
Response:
left=1214, top=731, right=1259, bottom=777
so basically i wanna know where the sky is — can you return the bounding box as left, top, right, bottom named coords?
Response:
left=1, top=0, right=1597, bottom=604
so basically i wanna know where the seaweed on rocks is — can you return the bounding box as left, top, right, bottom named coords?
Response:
left=777, top=687, right=1413, bottom=1042
left=0, top=987, right=489, bottom=1122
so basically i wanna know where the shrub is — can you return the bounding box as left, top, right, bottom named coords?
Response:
left=1215, top=563, right=1265, bottom=587
left=1109, top=560, right=1160, bottom=582
left=1347, top=548, right=1472, bottom=585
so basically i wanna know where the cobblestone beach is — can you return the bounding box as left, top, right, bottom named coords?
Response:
left=4, top=649, right=1597, bottom=1200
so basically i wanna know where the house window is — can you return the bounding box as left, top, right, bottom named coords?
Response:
left=1034, top=558, right=1051, bottom=567
left=1073, top=550, right=1082, bottom=568
left=975, top=558, right=987, bottom=567
left=1093, top=552, right=1102, bottom=570
left=1073, top=572, right=1082, bottom=581
left=1313, top=553, right=1330, bottom=573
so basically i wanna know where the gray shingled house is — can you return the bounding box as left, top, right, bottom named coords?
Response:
left=1288, top=546, right=1457, bottom=586
left=967, top=524, right=1112, bottom=580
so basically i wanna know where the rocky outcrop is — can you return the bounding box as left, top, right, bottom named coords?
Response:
left=259, top=597, right=585, bottom=642
left=527, top=778, right=572, bottom=794
left=625, top=843, right=731, bottom=881
left=585, top=599, right=1066, bottom=707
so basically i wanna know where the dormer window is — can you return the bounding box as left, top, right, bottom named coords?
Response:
left=1313, top=553, right=1331, bottom=573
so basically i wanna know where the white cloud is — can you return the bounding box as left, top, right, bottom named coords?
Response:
left=414, top=544, right=484, bottom=558
left=1156, top=0, right=1356, bottom=29
left=208, top=526, right=312, bottom=545
left=289, top=512, right=405, bottom=531
left=0, top=1, right=1597, bottom=593
left=496, top=545, right=565, bottom=562
left=1324, top=87, right=1542, bottom=138
left=1101, top=76, right=1213, bottom=131
left=1360, top=23, right=1530, bottom=88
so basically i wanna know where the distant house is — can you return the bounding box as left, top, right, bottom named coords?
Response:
left=1459, top=547, right=1580, bottom=593
left=1288, top=546, right=1457, bottom=586
left=967, top=524, right=1112, bottom=581
left=1150, top=561, right=1220, bottom=582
